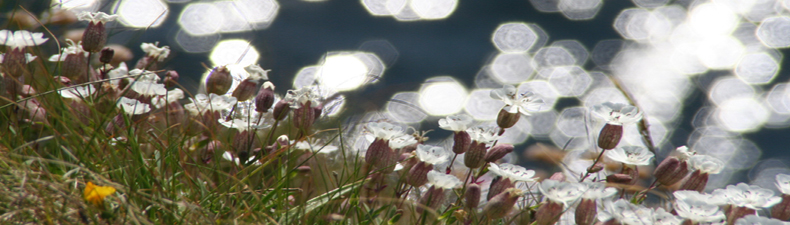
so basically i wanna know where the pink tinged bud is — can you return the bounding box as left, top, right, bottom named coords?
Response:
left=771, top=195, right=790, bottom=221
left=418, top=186, right=447, bottom=214
left=485, top=144, right=514, bottom=163
left=654, top=157, right=689, bottom=186
left=575, top=199, right=597, bottom=225
left=679, top=170, right=709, bottom=192
left=549, top=172, right=566, bottom=181
left=727, top=206, right=755, bottom=225
left=99, top=47, right=114, bottom=64
left=365, top=139, right=398, bottom=173
left=406, top=162, right=433, bottom=187
left=206, top=66, right=232, bottom=95
left=63, top=53, right=88, bottom=83
left=231, top=79, right=257, bottom=102
left=587, top=163, right=604, bottom=174
left=465, top=183, right=481, bottom=209
left=483, top=188, right=521, bottom=220
left=487, top=176, right=514, bottom=201
left=3, top=48, right=27, bottom=77
left=293, top=101, right=316, bottom=131
left=297, top=165, right=312, bottom=175
left=164, top=70, right=179, bottom=88
left=452, top=131, right=471, bottom=154
left=535, top=201, right=564, bottom=225
left=606, top=173, right=633, bottom=184
left=272, top=100, right=290, bottom=120
left=464, top=141, right=487, bottom=169
left=82, top=21, right=107, bottom=52
left=597, top=123, right=623, bottom=150
left=233, top=130, right=255, bottom=165
left=496, top=108, right=521, bottom=129
left=254, top=84, right=275, bottom=112
left=135, top=55, right=155, bottom=70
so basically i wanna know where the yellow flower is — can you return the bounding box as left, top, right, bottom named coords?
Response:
left=83, top=182, right=115, bottom=206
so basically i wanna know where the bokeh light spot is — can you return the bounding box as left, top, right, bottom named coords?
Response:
left=178, top=3, right=222, bottom=35
left=492, top=23, right=538, bottom=53
left=115, top=0, right=168, bottom=28
left=757, top=16, right=790, bottom=48
left=418, top=77, right=468, bottom=116
left=409, top=0, right=458, bottom=20
left=387, top=92, right=428, bottom=123
left=490, top=53, right=534, bottom=84
left=734, top=52, right=779, bottom=84
left=174, top=30, right=221, bottom=53
left=209, top=39, right=260, bottom=66
left=465, top=89, right=503, bottom=121
left=716, top=97, right=769, bottom=132
left=547, top=66, right=592, bottom=97
left=558, top=0, right=602, bottom=20
left=317, top=52, right=384, bottom=91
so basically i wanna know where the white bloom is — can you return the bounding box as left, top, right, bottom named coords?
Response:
left=151, top=88, right=184, bottom=108
left=713, top=183, right=782, bottom=209
left=129, top=69, right=159, bottom=82
left=107, top=62, right=129, bottom=85
left=415, top=144, right=450, bottom=165
left=674, top=197, right=726, bottom=223
left=580, top=182, right=617, bottom=199
left=598, top=199, right=654, bottom=225
left=605, top=146, right=654, bottom=166
left=653, top=208, right=682, bottom=225
left=285, top=86, right=321, bottom=109
left=674, top=190, right=728, bottom=206
left=490, top=85, right=543, bottom=116
left=48, top=39, right=87, bottom=62
left=689, top=155, right=724, bottom=174
left=183, top=93, right=237, bottom=115
left=218, top=102, right=271, bottom=131
left=776, top=174, right=790, bottom=195
left=675, top=146, right=695, bottom=160
left=735, top=215, right=790, bottom=225
left=77, top=11, right=118, bottom=24
left=141, top=42, right=170, bottom=61
left=0, top=30, right=48, bottom=49
left=427, top=170, right=462, bottom=189
left=538, top=179, right=585, bottom=205
left=366, top=122, right=407, bottom=140
left=117, top=97, right=150, bottom=115
left=466, top=126, right=500, bottom=143
left=244, top=64, right=269, bottom=81
left=591, top=102, right=643, bottom=125
left=293, top=139, right=339, bottom=154
left=438, top=114, right=474, bottom=131
left=131, top=81, right=167, bottom=97
left=58, top=84, right=95, bottom=100
left=488, top=163, right=536, bottom=182
left=222, top=151, right=260, bottom=166
left=388, top=133, right=417, bottom=149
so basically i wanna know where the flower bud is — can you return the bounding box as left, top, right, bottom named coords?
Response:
left=587, top=162, right=605, bottom=174
left=276, top=135, right=289, bottom=148
left=771, top=194, right=790, bottom=221
left=54, top=76, right=73, bottom=86
left=164, top=70, right=179, bottom=88
left=99, top=47, right=114, bottom=64
left=606, top=173, right=633, bottom=184
left=231, top=79, right=258, bottom=102
left=233, top=130, right=255, bottom=165
left=548, top=172, right=566, bottom=181
left=484, top=144, right=514, bottom=163
left=483, top=188, right=521, bottom=220
left=487, top=176, right=514, bottom=201
left=535, top=201, right=564, bottom=225
left=452, top=130, right=471, bottom=154
left=406, top=162, right=433, bottom=187
left=63, top=53, right=88, bottom=83
left=82, top=21, right=107, bottom=52
left=679, top=170, right=709, bottom=192
left=496, top=108, right=521, bottom=129
left=294, top=101, right=316, bottom=131
left=365, top=139, right=397, bottom=173
left=575, top=198, right=597, bottom=225
left=418, top=186, right=446, bottom=214
left=205, top=66, right=232, bottom=95
left=598, top=123, right=623, bottom=150
left=272, top=100, right=290, bottom=121
left=165, top=101, right=186, bottom=125
left=2, top=48, right=27, bottom=77
left=654, top=156, right=689, bottom=186
left=464, top=141, right=487, bottom=169
left=465, top=183, right=481, bottom=209
left=254, top=82, right=275, bottom=112
left=297, top=165, right=312, bottom=175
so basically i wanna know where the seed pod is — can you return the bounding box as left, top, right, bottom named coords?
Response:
left=534, top=201, right=564, bottom=225
left=597, top=123, right=623, bottom=150
left=2, top=48, right=27, bottom=77
left=272, top=100, right=290, bottom=121
left=496, top=108, right=521, bottom=129
left=575, top=198, right=597, bottom=225
left=232, top=79, right=258, bottom=102
left=205, top=66, right=232, bottom=95
left=254, top=82, right=275, bottom=112
left=465, top=183, right=481, bottom=209
left=452, top=130, right=471, bottom=154
left=771, top=194, right=790, bottom=221
left=418, top=186, right=447, bottom=214
left=654, top=156, right=689, bottom=186
left=679, top=170, right=709, bottom=192
left=406, top=162, right=433, bottom=187
left=482, top=188, right=521, bottom=220
left=464, top=141, right=487, bottom=169
left=487, top=176, right=514, bottom=201
left=82, top=21, right=107, bottom=52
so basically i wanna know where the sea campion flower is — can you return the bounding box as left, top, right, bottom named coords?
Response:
left=772, top=174, right=790, bottom=220
left=219, top=102, right=271, bottom=131
left=83, top=182, right=116, bottom=207
left=49, top=39, right=90, bottom=82
left=131, top=81, right=167, bottom=97
left=536, top=180, right=586, bottom=225
left=117, top=96, right=151, bottom=115
left=59, top=84, right=95, bottom=100
left=714, top=183, right=782, bottom=224
left=490, top=85, right=543, bottom=129
left=735, top=215, right=788, bottom=225
left=184, top=93, right=237, bottom=115
left=255, top=81, right=276, bottom=112
left=151, top=88, right=184, bottom=108
left=135, top=42, right=170, bottom=70
left=439, top=114, right=474, bottom=154
left=597, top=199, right=655, bottom=225
left=365, top=122, right=408, bottom=173
left=407, top=145, right=450, bottom=187
left=419, top=171, right=462, bottom=213
left=673, top=192, right=726, bottom=223
left=232, top=65, right=270, bottom=102
left=78, top=12, right=117, bottom=52
left=605, top=146, right=654, bottom=166
left=222, top=151, right=261, bottom=166
left=653, top=146, right=692, bottom=186
left=592, top=102, right=642, bottom=149
left=680, top=154, right=724, bottom=192
left=464, top=126, right=500, bottom=168
left=653, top=208, right=683, bottom=225
left=0, top=30, right=48, bottom=77
left=575, top=182, right=618, bottom=225
left=487, top=163, right=535, bottom=200
left=285, top=86, right=323, bottom=131
left=482, top=188, right=522, bottom=220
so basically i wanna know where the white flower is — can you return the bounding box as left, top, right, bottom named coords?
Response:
left=689, top=155, right=724, bottom=174
left=427, top=170, right=462, bottom=189
left=735, top=215, right=789, bottom=225
left=141, top=42, right=170, bottom=61
left=674, top=196, right=726, bottom=223
left=0, top=30, right=48, bottom=49
left=48, top=39, right=87, bottom=62
left=117, top=97, right=150, bottom=115
left=151, top=88, right=184, bottom=108
left=184, top=93, right=237, bottom=115
left=580, top=182, right=617, bottom=199
left=605, top=146, right=654, bottom=166
left=244, top=64, right=269, bottom=81
left=674, top=190, right=729, bottom=206
left=466, top=126, right=500, bottom=143
left=107, top=62, right=129, bottom=85
left=59, top=84, right=95, bottom=100
left=598, top=199, right=654, bottom=225
left=218, top=102, right=271, bottom=131
left=490, top=85, right=543, bottom=116
left=219, top=118, right=269, bottom=131
left=366, top=122, right=407, bottom=140
left=222, top=151, right=260, bottom=166
left=293, top=139, right=339, bottom=154
left=77, top=11, right=118, bottom=24
left=285, top=86, right=321, bottom=109
left=131, top=81, right=167, bottom=97
left=488, top=163, right=536, bottom=182
left=675, top=146, right=696, bottom=160
left=713, top=183, right=782, bottom=209
left=653, top=208, right=682, bottom=225
left=388, top=133, right=417, bottom=149
left=438, top=114, right=474, bottom=131
left=776, top=174, right=790, bottom=195
left=129, top=69, right=159, bottom=82
left=538, top=179, right=585, bottom=205
left=591, top=102, right=643, bottom=125
left=415, top=144, right=450, bottom=165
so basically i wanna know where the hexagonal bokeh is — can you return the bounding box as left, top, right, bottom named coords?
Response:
left=491, top=23, right=539, bottom=53
left=409, top=0, right=458, bottom=20
left=115, top=0, right=168, bottom=28
left=708, top=76, right=756, bottom=106
left=757, top=16, right=790, bottom=48
left=716, top=97, right=770, bottom=132
left=591, top=39, right=624, bottom=70
left=526, top=110, right=558, bottom=138
left=697, top=36, right=746, bottom=69
left=474, top=66, right=502, bottom=89
left=489, top=53, right=534, bottom=84
left=613, top=8, right=671, bottom=42
left=765, top=83, right=790, bottom=114
left=556, top=107, right=587, bottom=137
left=547, top=66, right=592, bottom=97
left=387, top=91, right=428, bottom=123
left=362, top=0, right=393, bottom=16
left=418, top=76, right=468, bottom=116
left=558, top=0, right=602, bottom=21
left=518, top=80, right=559, bottom=112
left=359, top=40, right=400, bottom=66
left=631, top=0, right=668, bottom=8
left=734, top=52, right=780, bottom=84
left=529, top=0, right=560, bottom=12
left=551, top=40, right=589, bottom=66
left=209, top=39, right=260, bottom=66
left=293, top=66, right=320, bottom=88
left=317, top=51, right=385, bottom=91
left=178, top=3, right=223, bottom=35
left=233, top=0, right=280, bottom=30
left=174, top=30, right=221, bottom=53
left=532, top=46, right=576, bottom=77
left=581, top=87, right=628, bottom=108
left=550, top=129, right=590, bottom=151
left=464, top=88, right=504, bottom=121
